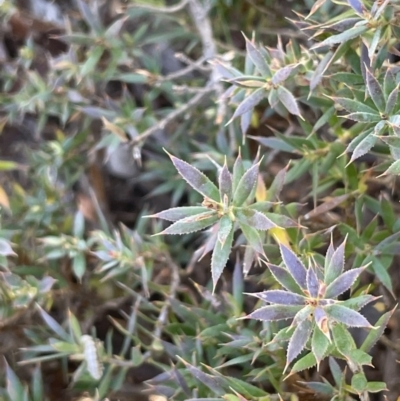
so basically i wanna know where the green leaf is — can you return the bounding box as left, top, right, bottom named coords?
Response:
left=325, top=304, right=371, bottom=327
left=332, top=97, right=378, bottom=114
left=6, top=363, right=25, bottom=401
left=236, top=208, right=277, bottom=230
left=311, top=24, right=368, bottom=49
left=229, top=88, right=266, bottom=123
left=232, top=152, right=245, bottom=194
left=72, top=253, right=86, bottom=281
left=167, top=153, right=220, bottom=201
left=233, top=162, right=259, bottom=206
left=348, top=349, right=372, bottom=366
left=361, top=307, right=394, bottom=352
left=351, top=372, right=368, bottom=394
left=238, top=221, right=264, bottom=254
left=37, top=305, right=71, bottom=342
left=290, top=352, right=317, bottom=375
left=158, top=212, right=219, bottom=235
left=81, top=46, right=104, bottom=76
left=344, top=112, right=381, bottom=122
left=365, top=68, right=386, bottom=112
left=244, top=35, right=271, bottom=77
left=211, top=223, right=234, bottom=291
left=349, top=134, right=377, bottom=163
left=217, top=215, right=233, bottom=246
left=382, top=159, right=400, bottom=175
left=146, top=206, right=209, bottom=222
left=331, top=323, right=356, bottom=358
left=366, top=381, right=387, bottom=393
left=219, top=161, right=233, bottom=202
left=312, top=325, right=330, bottom=368
left=277, top=86, right=302, bottom=117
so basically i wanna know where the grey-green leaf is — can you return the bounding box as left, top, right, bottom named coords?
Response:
left=311, top=24, right=368, bottom=49
left=230, top=88, right=266, bottom=123
left=159, top=212, right=218, bottom=235
left=168, top=153, right=220, bottom=201
left=277, top=86, right=302, bottom=117
left=233, top=163, right=260, bottom=206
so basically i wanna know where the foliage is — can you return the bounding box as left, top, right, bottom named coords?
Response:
left=1, top=0, right=400, bottom=401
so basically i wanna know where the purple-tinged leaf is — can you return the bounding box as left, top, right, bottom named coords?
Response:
left=361, top=307, right=394, bottom=352
left=311, top=24, right=368, bottom=49
left=238, top=222, right=265, bottom=255
left=306, top=0, right=327, bottom=18
left=286, top=319, right=313, bottom=368
left=217, top=215, right=233, bottom=246
left=268, top=88, right=279, bottom=107
left=324, top=237, right=335, bottom=271
left=247, top=201, right=275, bottom=213
left=263, top=213, right=298, bottom=228
left=365, top=68, right=386, bottom=112
left=233, top=163, right=260, bottom=206
left=310, top=51, right=334, bottom=92
left=247, top=290, right=306, bottom=305
left=325, top=238, right=346, bottom=284
left=326, top=18, right=361, bottom=32
left=240, top=110, right=252, bottom=140
left=0, top=239, right=15, bottom=256
left=271, top=64, right=300, bottom=86
left=290, top=352, right=317, bottom=375
left=385, top=85, right=399, bottom=115
left=384, top=68, right=397, bottom=99
left=280, top=245, right=307, bottom=290
left=158, top=213, right=218, bottom=235
left=314, top=307, right=330, bottom=339
left=244, top=304, right=303, bottom=322
left=348, top=134, right=377, bottom=164
left=360, top=43, right=370, bottom=85
left=372, top=0, right=391, bottom=20
left=244, top=35, right=271, bottom=77
left=343, top=112, right=381, bottom=123
left=236, top=208, right=277, bottom=230
left=277, top=86, right=302, bottom=118
left=211, top=223, right=234, bottom=291
left=145, top=206, right=209, bottom=222
left=167, top=153, right=220, bottom=201
left=312, top=326, right=330, bottom=368
left=243, top=245, right=257, bottom=276
left=306, top=267, right=320, bottom=298
left=332, top=97, right=378, bottom=114
left=339, top=294, right=378, bottom=311
left=325, top=304, right=372, bottom=327
left=268, top=263, right=303, bottom=294
left=219, top=161, right=232, bottom=201
left=176, top=357, right=225, bottom=395
left=347, top=0, right=365, bottom=14
left=232, top=151, right=245, bottom=194
left=229, top=88, right=266, bottom=123
left=325, top=266, right=366, bottom=299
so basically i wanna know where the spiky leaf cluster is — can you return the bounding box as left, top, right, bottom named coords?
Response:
left=244, top=239, right=376, bottom=371
left=148, top=151, right=296, bottom=290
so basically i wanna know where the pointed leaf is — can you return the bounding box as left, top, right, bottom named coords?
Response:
left=244, top=35, right=271, bottom=76
left=217, top=215, right=233, bottom=246
left=290, top=352, right=317, bottom=375
left=310, top=51, right=334, bottom=91
left=245, top=304, right=303, bottom=322
left=343, top=112, right=381, bottom=122
left=272, top=64, right=300, bottom=86
left=329, top=357, right=343, bottom=386
left=385, top=85, right=399, bottom=115
left=325, top=304, right=372, bottom=327
left=232, top=152, right=245, bottom=193
left=230, top=88, right=266, bottom=122
left=211, top=223, right=234, bottom=290
left=159, top=213, right=218, bottom=235
left=331, top=323, right=356, bottom=357
left=366, top=68, right=386, bottom=112
left=277, top=86, right=302, bottom=117
left=268, top=263, right=303, bottom=294
left=339, top=295, right=378, bottom=311
left=236, top=208, right=277, bottom=230
left=233, top=163, right=260, bottom=206
left=314, top=307, right=330, bottom=339
left=361, top=307, right=394, bottom=352
left=348, top=0, right=365, bottom=14
left=291, top=305, right=314, bottom=327
left=146, top=206, right=209, bottom=222
left=247, top=290, right=306, bottom=305
left=37, top=305, right=71, bottom=342
left=325, top=266, right=365, bottom=299
left=219, top=161, right=232, bottom=201
left=287, top=319, right=313, bottom=367
left=280, top=244, right=307, bottom=290
left=332, top=97, right=378, bottom=114
left=349, top=134, right=377, bottom=163
left=311, top=25, right=368, bottom=49
left=168, top=154, right=220, bottom=201
left=306, top=267, right=320, bottom=298
left=325, top=239, right=346, bottom=284
left=238, top=222, right=265, bottom=254
left=312, top=326, right=330, bottom=367
left=384, top=68, right=397, bottom=99
left=382, top=159, right=400, bottom=175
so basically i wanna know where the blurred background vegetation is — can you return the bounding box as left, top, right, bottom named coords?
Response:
left=1, top=0, right=400, bottom=400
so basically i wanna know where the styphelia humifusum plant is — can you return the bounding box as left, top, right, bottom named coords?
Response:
left=146, top=150, right=296, bottom=290
left=243, top=238, right=378, bottom=373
